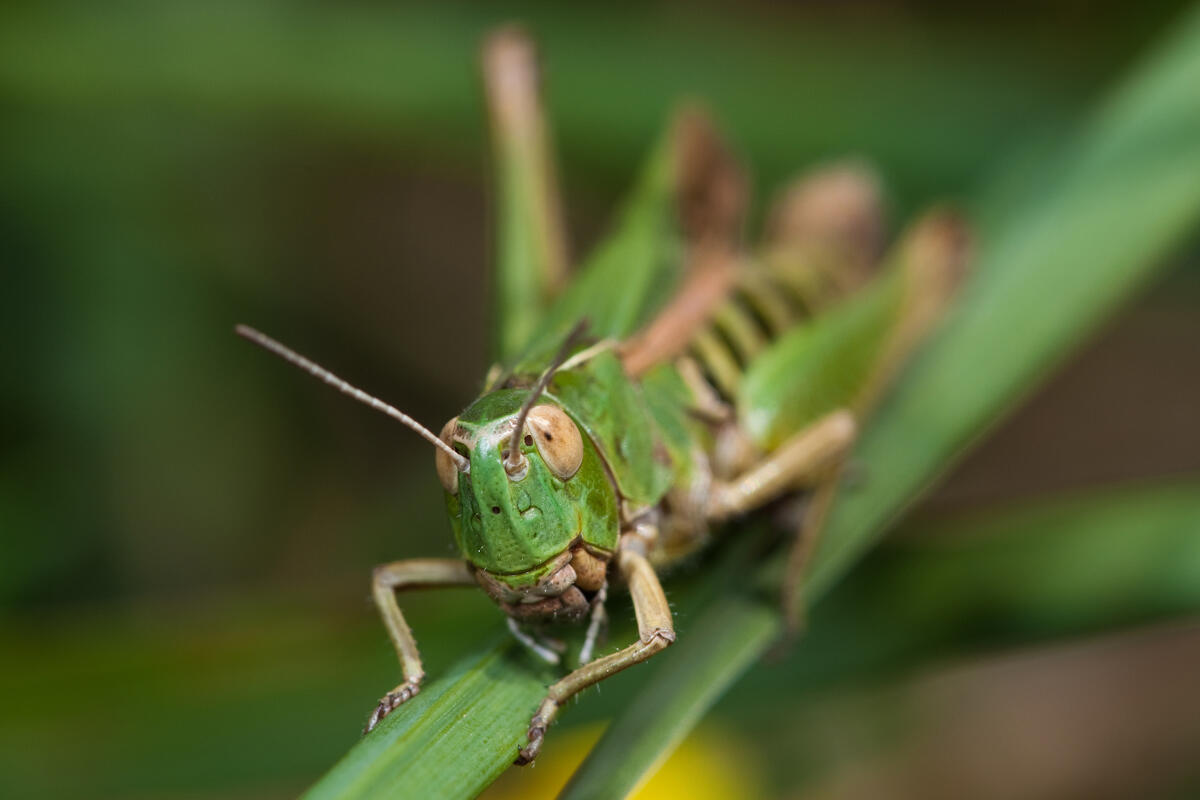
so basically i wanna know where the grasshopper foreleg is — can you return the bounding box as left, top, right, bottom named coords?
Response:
left=515, top=548, right=673, bottom=765
left=364, top=558, right=477, bottom=734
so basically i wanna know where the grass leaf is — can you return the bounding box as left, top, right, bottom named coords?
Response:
left=304, top=642, right=556, bottom=800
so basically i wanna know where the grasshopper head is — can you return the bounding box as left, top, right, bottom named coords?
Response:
left=436, top=388, right=618, bottom=622
left=231, top=325, right=613, bottom=622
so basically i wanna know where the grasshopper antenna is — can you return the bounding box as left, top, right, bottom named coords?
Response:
left=504, top=319, right=589, bottom=474
left=235, top=324, right=470, bottom=473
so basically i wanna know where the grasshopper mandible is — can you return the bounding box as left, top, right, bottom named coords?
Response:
left=238, top=29, right=967, bottom=765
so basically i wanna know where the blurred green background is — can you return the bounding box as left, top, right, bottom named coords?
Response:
left=3, top=1, right=1199, bottom=798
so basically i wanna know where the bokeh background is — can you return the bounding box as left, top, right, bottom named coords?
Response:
left=3, top=2, right=1199, bottom=798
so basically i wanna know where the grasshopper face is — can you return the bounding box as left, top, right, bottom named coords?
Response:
left=437, top=389, right=618, bottom=622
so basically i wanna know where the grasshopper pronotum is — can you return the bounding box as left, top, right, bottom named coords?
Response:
left=239, top=28, right=967, bottom=765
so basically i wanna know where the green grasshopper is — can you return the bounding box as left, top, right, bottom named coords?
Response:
left=238, top=29, right=967, bottom=765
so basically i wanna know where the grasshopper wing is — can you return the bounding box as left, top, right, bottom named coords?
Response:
left=738, top=211, right=969, bottom=451
left=510, top=109, right=744, bottom=372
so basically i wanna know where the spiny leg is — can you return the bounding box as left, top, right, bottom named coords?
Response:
left=515, top=549, right=673, bottom=765
left=706, top=409, right=856, bottom=521
left=365, top=558, right=477, bottom=734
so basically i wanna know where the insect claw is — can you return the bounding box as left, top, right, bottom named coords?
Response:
left=515, top=697, right=558, bottom=765
left=514, top=725, right=545, bottom=766
left=363, top=680, right=421, bottom=735
left=364, top=704, right=384, bottom=734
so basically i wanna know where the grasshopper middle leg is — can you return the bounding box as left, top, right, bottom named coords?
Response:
left=704, top=408, right=857, bottom=626
left=705, top=408, right=856, bottom=521
left=515, top=547, right=674, bottom=765
left=365, top=558, right=477, bottom=734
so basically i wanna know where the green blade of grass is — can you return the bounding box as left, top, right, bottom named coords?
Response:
left=561, top=6, right=1200, bottom=798
left=758, top=479, right=1200, bottom=698
left=700, top=480, right=1200, bottom=792
left=850, top=481, right=1200, bottom=644
left=3, top=482, right=1196, bottom=799
left=808, top=0, right=1200, bottom=598
left=301, top=522, right=775, bottom=800
left=303, top=641, right=556, bottom=800
left=563, top=479, right=1200, bottom=798
left=558, top=597, right=780, bottom=800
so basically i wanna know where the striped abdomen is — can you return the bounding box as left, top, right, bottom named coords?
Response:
left=687, top=254, right=866, bottom=403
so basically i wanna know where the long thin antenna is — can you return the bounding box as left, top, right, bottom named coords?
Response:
left=235, top=325, right=469, bottom=473
left=505, top=319, right=589, bottom=472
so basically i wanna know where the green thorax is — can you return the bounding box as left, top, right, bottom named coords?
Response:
left=542, top=350, right=678, bottom=510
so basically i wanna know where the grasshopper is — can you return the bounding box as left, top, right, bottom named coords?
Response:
left=238, top=29, right=967, bottom=765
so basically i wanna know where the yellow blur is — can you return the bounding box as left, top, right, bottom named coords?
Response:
left=482, top=723, right=765, bottom=800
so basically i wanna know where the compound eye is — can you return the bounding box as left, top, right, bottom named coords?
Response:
left=526, top=405, right=583, bottom=480
left=435, top=417, right=461, bottom=494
